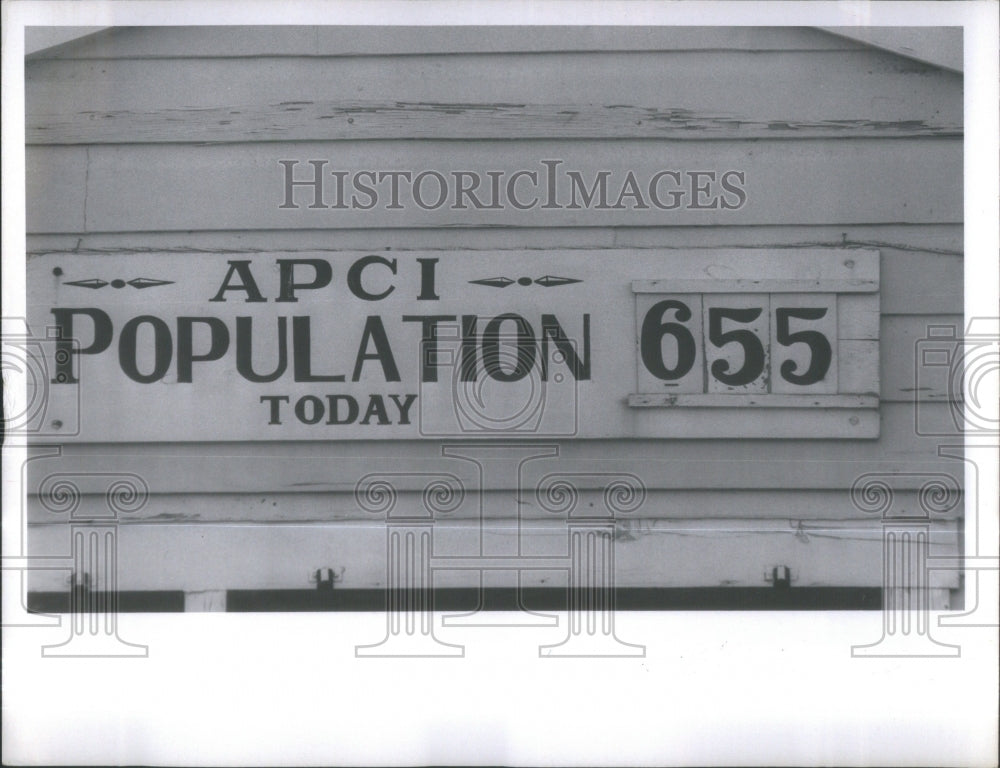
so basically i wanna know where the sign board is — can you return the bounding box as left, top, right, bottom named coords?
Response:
left=27, top=248, right=879, bottom=441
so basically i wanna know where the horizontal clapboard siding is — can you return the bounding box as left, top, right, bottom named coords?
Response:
left=26, top=138, right=961, bottom=232
left=23, top=403, right=965, bottom=494
left=23, top=27, right=964, bottom=600
left=27, top=489, right=963, bottom=524
left=26, top=222, right=963, bottom=256
left=25, top=519, right=961, bottom=592
left=26, top=49, right=960, bottom=143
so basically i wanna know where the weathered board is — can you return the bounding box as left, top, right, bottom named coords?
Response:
left=25, top=48, right=960, bottom=143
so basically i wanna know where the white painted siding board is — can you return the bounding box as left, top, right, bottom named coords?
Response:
left=25, top=223, right=963, bottom=267
left=630, top=405, right=877, bottom=438
left=627, top=394, right=877, bottom=408
left=26, top=50, right=961, bottom=143
left=24, top=403, right=965, bottom=494
left=25, top=146, right=88, bottom=234
left=25, top=518, right=960, bottom=591
left=26, top=489, right=964, bottom=524
left=26, top=139, right=962, bottom=232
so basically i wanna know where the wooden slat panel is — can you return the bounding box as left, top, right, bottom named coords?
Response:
left=26, top=489, right=963, bottom=524
left=839, top=340, right=881, bottom=396
left=25, top=518, right=960, bottom=591
left=630, top=406, right=878, bottom=438
left=23, top=402, right=965, bottom=494
left=25, top=139, right=962, bottom=233
left=634, top=279, right=877, bottom=293
left=838, top=294, right=880, bottom=340
left=627, top=394, right=878, bottom=408
left=26, top=50, right=961, bottom=143
left=30, top=26, right=870, bottom=60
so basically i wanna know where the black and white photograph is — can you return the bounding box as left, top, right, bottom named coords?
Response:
left=2, top=2, right=998, bottom=765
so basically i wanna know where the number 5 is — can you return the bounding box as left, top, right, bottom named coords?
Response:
left=775, top=307, right=832, bottom=385
left=707, top=307, right=765, bottom=386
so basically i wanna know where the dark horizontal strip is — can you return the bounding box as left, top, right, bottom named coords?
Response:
left=226, top=586, right=887, bottom=612
left=27, top=590, right=186, bottom=613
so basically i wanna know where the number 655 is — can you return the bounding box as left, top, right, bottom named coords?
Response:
left=640, top=298, right=833, bottom=388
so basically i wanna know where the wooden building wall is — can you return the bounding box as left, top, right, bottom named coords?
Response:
left=24, top=27, right=964, bottom=608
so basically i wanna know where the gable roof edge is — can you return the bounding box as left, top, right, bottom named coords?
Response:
left=817, top=26, right=962, bottom=73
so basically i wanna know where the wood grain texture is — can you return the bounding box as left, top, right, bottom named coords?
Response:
left=29, top=26, right=869, bottom=60
left=26, top=50, right=961, bottom=144
left=26, top=139, right=962, bottom=232
left=25, top=517, right=960, bottom=592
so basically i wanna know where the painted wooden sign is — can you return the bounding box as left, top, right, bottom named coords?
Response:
left=27, top=248, right=879, bottom=441
left=29, top=250, right=879, bottom=441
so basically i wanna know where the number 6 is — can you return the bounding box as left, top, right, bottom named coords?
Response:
left=640, top=299, right=697, bottom=381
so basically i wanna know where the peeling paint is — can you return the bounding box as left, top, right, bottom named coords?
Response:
left=27, top=101, right=963, bottom=145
